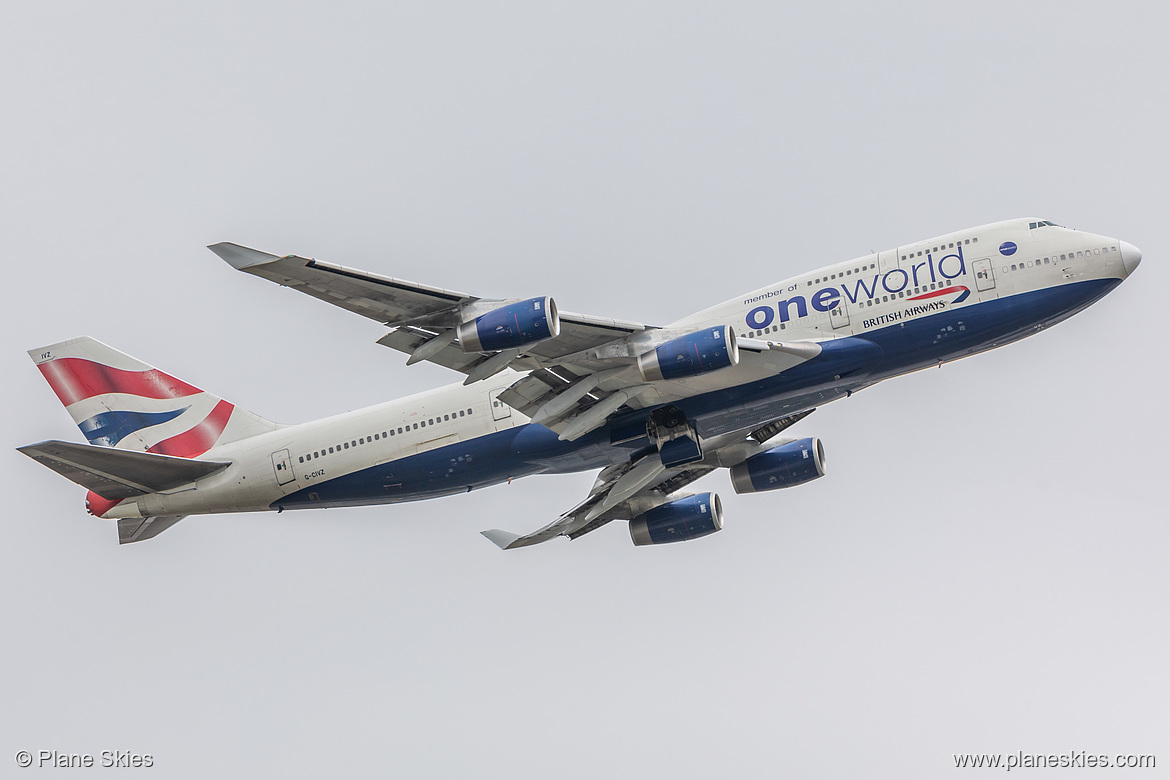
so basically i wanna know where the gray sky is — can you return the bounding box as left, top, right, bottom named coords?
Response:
left=3, top=2, right=1168, bottom=777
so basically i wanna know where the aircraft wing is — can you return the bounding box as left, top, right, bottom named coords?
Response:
left=209, top=242, right=648, bottom=371
left=212, top=243, right=825, bottom=442
left=482, top=412, right=814, bottom=549
left=209, top=242, right=478, bottom=326
left=482, top=457, right=722, bottom=549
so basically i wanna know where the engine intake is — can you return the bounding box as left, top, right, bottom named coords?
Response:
left=629, top=492, right=723, bottom=546
left=637, top=327, right=738, bottom=382
left=730, top=437, right=825, bottom=494
left=458, top=296, right=559, bottom=353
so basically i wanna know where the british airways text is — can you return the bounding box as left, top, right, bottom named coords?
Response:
left=861, top=299, right=948, bottom=329
left=745, top=246, right=967, bottom=329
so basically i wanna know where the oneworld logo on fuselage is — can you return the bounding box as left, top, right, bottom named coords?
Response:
left=744, top=245, right=968, bottom=330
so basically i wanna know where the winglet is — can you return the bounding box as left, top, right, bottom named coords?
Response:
left=207, top=242, right=280, bottom=270
left=481, top=529, right=523, bottom=550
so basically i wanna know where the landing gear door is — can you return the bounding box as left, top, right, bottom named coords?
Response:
left=973, top=258, right=996, bottom=292
left=829, top=301, right=850, bottom=329
left=271, top=449, right=296, bottom=486
left=489, top=388, right=512, bottom=421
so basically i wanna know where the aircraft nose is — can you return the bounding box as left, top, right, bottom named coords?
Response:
left=1119, top=241, right=1142, bottom=275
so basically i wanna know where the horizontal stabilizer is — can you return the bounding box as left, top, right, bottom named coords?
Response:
left=118, top=516, right=185, bottom=544
left=18, top=440, right=229, bottom=500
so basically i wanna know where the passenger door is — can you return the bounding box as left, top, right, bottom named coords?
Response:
left=829, top=301, right=850, bottom=329
left=489, top=388, right=512, bottom=421
left=271, top=449, right=297, bottom=486
left=973, top=258, right=996, bottom=292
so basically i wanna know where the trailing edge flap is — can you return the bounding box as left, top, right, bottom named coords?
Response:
left=17, top=440, right=230, bottom=500
left=482, top=455, right=720, bottom=550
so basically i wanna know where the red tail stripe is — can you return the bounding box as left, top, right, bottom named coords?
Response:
left=38, top=358, right=202, bottom=407
left=148, top=400, right=234, bottom=458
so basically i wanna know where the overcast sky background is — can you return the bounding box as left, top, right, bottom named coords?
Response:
left=3, top=2, right=1167, bottom=777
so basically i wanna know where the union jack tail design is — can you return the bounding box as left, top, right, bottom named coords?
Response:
left=29, top=337, right=279, bottom=458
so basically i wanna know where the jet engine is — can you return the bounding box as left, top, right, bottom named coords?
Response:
left=730, top=437, right=825, bottom=494
left=628, top=492, right=723, bottom=546
left=458, top=296, right=560, bottom=352
left=637, top=327, right=738, bottom=382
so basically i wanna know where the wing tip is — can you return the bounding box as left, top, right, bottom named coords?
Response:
left=481, top=529, right=522, bottom=550
left=208, top=242, right=280, bottom=270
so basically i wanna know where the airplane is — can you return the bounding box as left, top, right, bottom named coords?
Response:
left=19, top=218, right=1141, bottom=547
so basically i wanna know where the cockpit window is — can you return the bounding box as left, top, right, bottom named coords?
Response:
left=1029, top=220, right=1060, bottom=229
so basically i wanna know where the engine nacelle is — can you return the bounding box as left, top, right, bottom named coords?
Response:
left=458, top=296, right=559, bottom=353
left=730, top=437, right=825, bottom=494
left=637, top=327, right=738, bottom=382
left=629, top=492, right=723, bottom=546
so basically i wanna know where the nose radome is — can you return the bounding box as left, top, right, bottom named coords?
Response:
left=1120, top=241, right=1142, bottom=275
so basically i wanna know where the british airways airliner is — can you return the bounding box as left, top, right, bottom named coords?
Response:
left=20, top=218, right=1140, bottom=547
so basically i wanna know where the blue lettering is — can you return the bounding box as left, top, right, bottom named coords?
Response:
left=840, top=275, right=879, bottom=304
left=882, top=268, right=909, bottom=293
left=911, top=261, right=929, bottom=286
left=938, top=245, right=966, bottom=279
left=776, top=296, right=808, bottom=323
left=746, top=306, right=774, bottom=329
left=811, top=287, right=841, bottom=312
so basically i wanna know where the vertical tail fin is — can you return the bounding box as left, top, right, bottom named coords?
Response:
left=30, top=337, right=279, bottom=457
